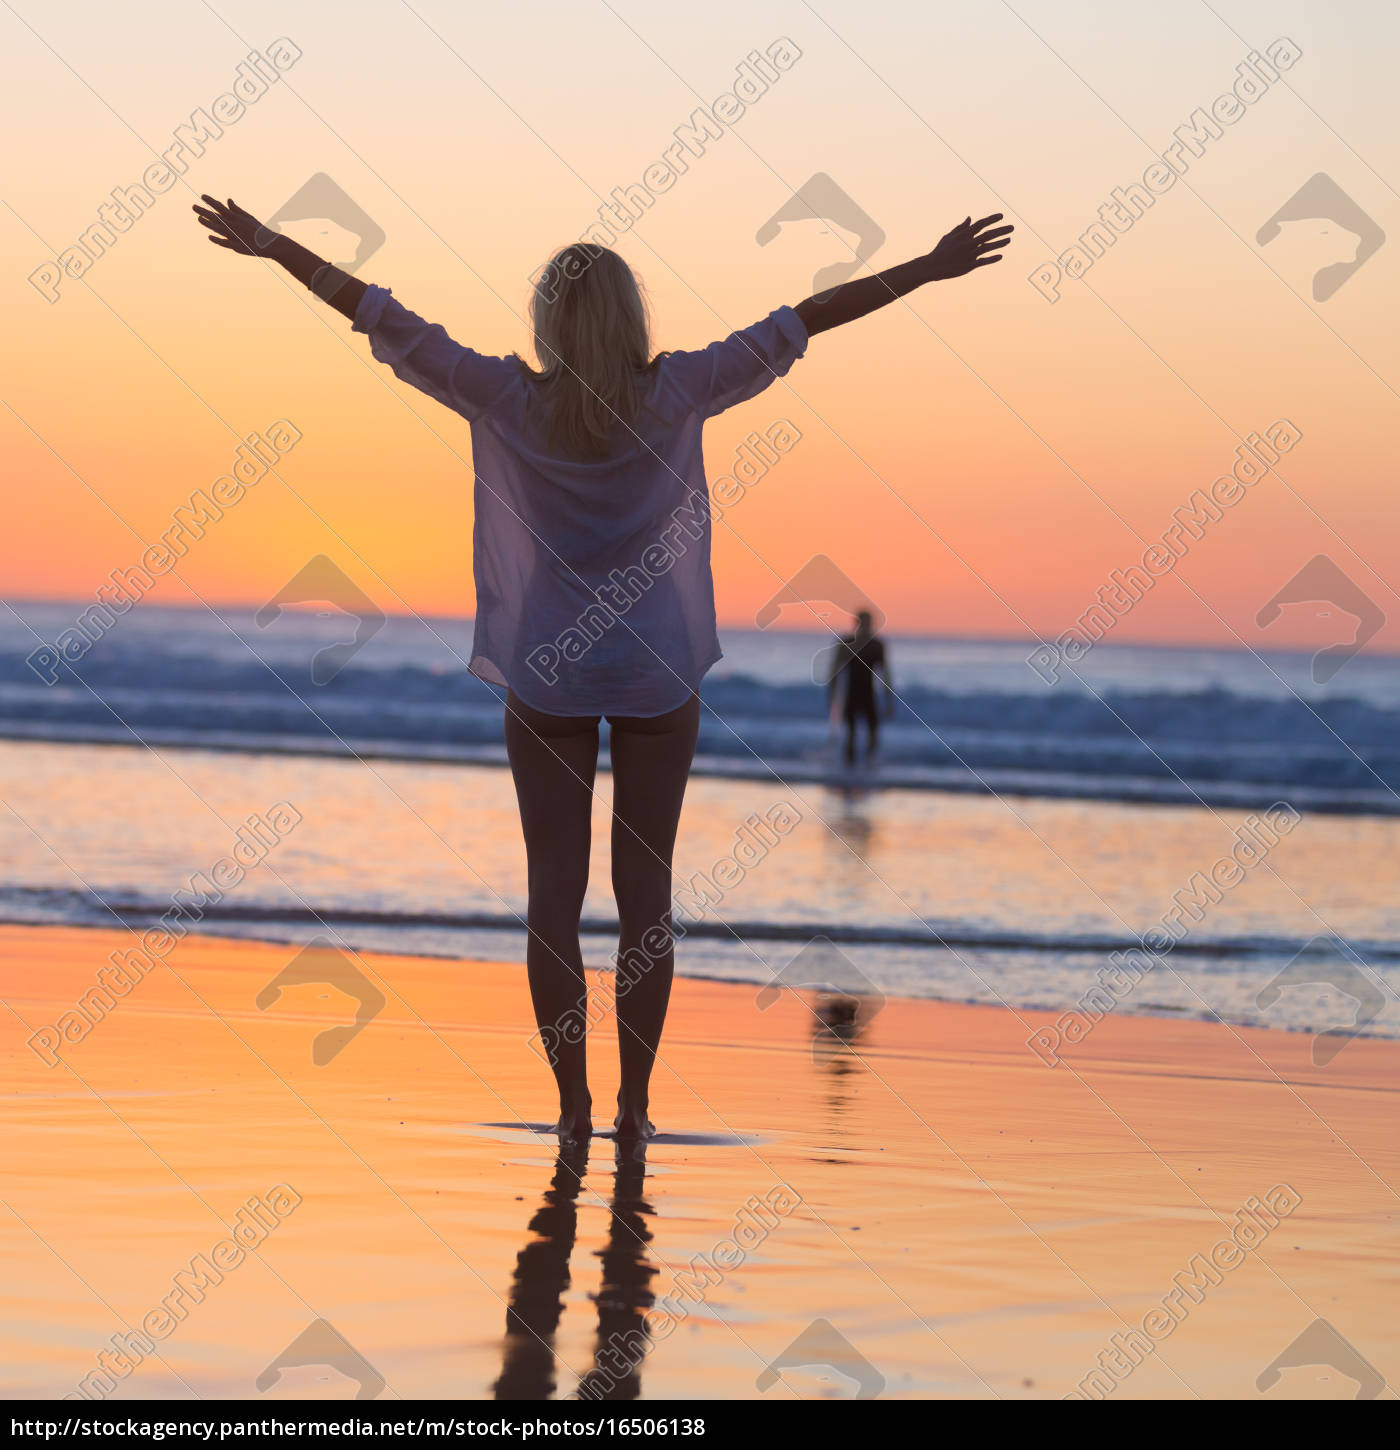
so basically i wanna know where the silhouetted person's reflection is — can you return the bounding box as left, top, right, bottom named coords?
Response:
left=493, top=1141, right=656, bottom=1400
left=828, top=612, right=892, bottom=767
left=811, top=995, right=872, bottom=1147
left=824, top=785, right=877, bottom=863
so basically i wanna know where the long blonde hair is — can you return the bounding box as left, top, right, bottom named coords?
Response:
left=527, top=244, right=656, bottom=460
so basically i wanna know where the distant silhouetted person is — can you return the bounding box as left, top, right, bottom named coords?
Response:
left=829, top=611, right=892, bottom=767
left=193, top=192, right=1013, bottom=1140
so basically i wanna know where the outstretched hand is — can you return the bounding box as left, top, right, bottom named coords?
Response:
left=192, top=195, right=275, bottom=257
left=927, top=213, right=1014, bottom=280
left=191, top=191, right=367, bottom=320
left=793, top=209, right=1015, bottom=335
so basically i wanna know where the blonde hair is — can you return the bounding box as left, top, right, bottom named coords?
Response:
left=527, top=244, right=656, bottom=460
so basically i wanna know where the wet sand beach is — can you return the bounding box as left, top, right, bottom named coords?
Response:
left=2, top=924, right=1395, bottom=1400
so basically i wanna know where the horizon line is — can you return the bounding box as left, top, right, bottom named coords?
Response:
left=3, top=592, right=1397, bottom=663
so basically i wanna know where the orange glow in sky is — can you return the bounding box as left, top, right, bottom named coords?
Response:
left=2, top=1, right=1398, bottom=655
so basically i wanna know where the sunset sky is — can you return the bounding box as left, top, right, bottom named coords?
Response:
left=3, top=0, right=1397, bottom=653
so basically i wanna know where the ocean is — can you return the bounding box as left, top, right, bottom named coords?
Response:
left=1, top=598, right=1396, bottom=1044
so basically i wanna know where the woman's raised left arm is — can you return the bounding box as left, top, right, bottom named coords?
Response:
left=192, top=194, right=367, bottom=321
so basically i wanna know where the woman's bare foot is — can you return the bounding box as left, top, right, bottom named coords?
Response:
left=613, top=1102, right=656, bottom=1140
left=554, top=1098, right=593, bottom=1144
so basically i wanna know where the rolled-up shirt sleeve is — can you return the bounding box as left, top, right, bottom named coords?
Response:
left=353, top=284, right=519, bottom=422
left=661, top=306, right=809, bottom=419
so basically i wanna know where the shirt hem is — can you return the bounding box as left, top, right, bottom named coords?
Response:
left=476, top=648, right=721, bottom=719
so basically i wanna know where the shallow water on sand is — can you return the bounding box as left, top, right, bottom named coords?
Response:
left=1, top=738, right=1397, bottom=1038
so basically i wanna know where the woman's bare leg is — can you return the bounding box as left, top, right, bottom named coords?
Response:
left=504, top=691, right=600, bottom=1141
left=606, top=695, right=700, bottom=1138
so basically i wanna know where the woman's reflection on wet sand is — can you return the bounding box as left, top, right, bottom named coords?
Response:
left=492, top=1140, right=588, bottom=1399
left=493, top=1140, right=656, bottom=1400
left=576, top=1141, right=655, bottom=1401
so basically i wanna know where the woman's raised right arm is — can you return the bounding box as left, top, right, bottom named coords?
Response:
left=192, top=194, right=519, bottom=421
